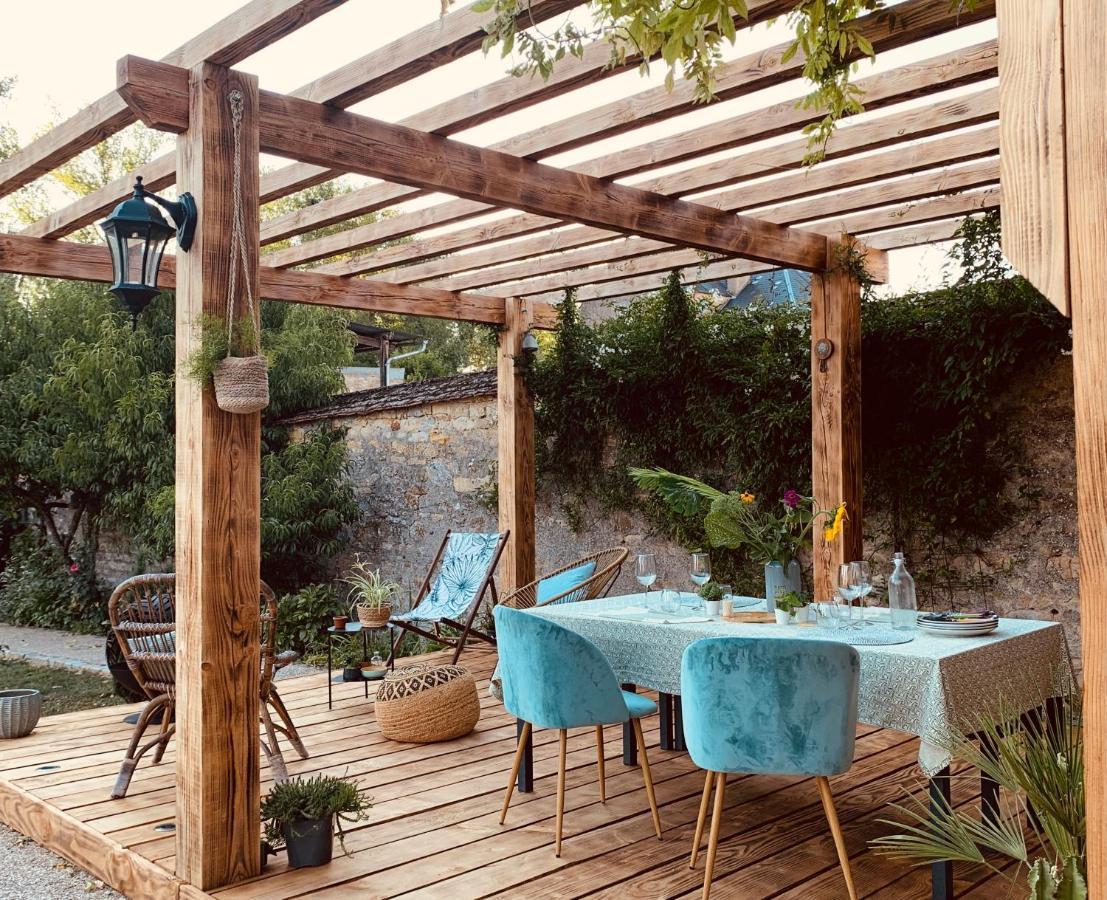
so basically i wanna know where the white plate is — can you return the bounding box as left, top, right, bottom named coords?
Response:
left=919, top=622, right=998, bottom=637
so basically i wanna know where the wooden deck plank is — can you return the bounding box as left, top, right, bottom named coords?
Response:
left=0, top=648, right=959, bottom=899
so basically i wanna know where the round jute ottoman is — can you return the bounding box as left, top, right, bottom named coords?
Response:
left=375, top=664, right=480, bottom=743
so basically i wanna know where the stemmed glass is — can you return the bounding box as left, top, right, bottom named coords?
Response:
left=635, top=553, right=657, bottom=599
left=852, top=560, right=874, bottom=626
left=688, top=552, right=711, bottom=612
left=835, top=563, right=861, bottom=629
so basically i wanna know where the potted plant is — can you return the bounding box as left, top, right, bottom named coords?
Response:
left=629, top=468, right=845, bottom=612
left=186, top=313, right=269, bottom=415
left=261, top=773, right=371, bottom=869
left=698, top=582, right=725, bottom=619
left=332, top=614, right=349, bottom=631
left=336, top=644, right=362, bottom=683
left=873, top=694, right=1085, bottom=899
left=344, top=557, right=400, bottom=628
left=774, top=591, right=806, bottom=625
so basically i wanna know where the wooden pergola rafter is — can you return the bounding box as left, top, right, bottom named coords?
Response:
left=1, top=0, right=1104, bottom=896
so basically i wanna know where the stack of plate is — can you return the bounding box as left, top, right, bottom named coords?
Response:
left=918, top=610, right=999, bottom=637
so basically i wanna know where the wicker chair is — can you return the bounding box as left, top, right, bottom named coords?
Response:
left=108, top=574, right=308, bottom=798
left=500, top=548, right=629, bottom=610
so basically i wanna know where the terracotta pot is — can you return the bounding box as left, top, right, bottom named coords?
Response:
left=332, top=615, right=349, bottom=630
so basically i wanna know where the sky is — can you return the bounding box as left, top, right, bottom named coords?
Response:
left=0, top=1, right=995, bottom=294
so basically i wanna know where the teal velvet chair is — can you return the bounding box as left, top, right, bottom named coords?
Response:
left=493, top=605, right=663, bottom=857
left=681, top=637, right=861, bottom=900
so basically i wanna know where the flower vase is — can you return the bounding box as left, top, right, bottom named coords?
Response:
left=764, top=562, right=786, bottom=613
left=785, top=559, right=803, bottom=595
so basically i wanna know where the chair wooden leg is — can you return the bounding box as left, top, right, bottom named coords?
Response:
left=268, top=687, right=308, bottom=758
left=151, top=700, right=173, bottom=765
left=112, top=696, right=168, bottom=800
left=631, top=717, right=663, bottom=839
left=500, top=721, right=532, bottom=825
left=595, top=725, right=606, bottom=803
left=816, top=775, right=858, bottom=900
left=690, top=768, right=714, bottom=868
left=702, top=772, right=727, bottom=900
left=260, top=702, right=290, bottom=783
left=555, top=729, right=568, bottom=857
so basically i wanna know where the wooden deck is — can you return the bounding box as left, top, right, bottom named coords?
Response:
left=0, top=648, right=1018, bottom=899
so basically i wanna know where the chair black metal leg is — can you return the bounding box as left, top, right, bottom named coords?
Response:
left=621, top=683, right=637, bottom=766
left=659, top=692, right=674, bottom=751
left=673, top=695, right=687, bottom=752
left=516, top=718, right=534, bottom=793
left=930, top=766, right=955, bottom=900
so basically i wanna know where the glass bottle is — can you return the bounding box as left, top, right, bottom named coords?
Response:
left=888, top=552, right=918, bottom=632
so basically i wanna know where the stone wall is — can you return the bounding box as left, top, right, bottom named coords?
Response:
left=289, top=359, right=1080, bottom=664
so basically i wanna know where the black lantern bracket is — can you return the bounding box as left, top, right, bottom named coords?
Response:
left=140, top=180, right=197, bottom=251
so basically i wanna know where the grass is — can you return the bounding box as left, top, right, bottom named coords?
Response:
left=0, top=658, right=124, bottom=716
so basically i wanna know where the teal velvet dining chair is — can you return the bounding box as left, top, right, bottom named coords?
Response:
left=681, top=637, right=861, bottom=900
left=493, top=605, right=663, bottom=857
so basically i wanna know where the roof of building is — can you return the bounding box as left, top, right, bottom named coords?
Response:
left=724, top=270, right=813, bottom=309
left=347, top=322, right=423, bottom=353
left=281, top=370, right=497, bottom=425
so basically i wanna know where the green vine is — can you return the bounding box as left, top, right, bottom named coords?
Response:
left=526, top=213, right=1070, bottom=596
left=448, top=1, right=980, bottom=163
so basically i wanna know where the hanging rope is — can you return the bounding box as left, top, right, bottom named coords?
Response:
left=224, top=88, right=256, bottom=358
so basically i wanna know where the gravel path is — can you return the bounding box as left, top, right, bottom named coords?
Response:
left=0, top=625, right=107, bottom=673
left=0, top=823, right=123, bottom=899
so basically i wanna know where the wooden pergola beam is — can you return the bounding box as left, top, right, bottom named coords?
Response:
left=0, top=0, right=348, bottom=198
left=319, top=40, right=1000, bottom=277
left=117, top=57, right=832, bottom=272
left=21, top=0, right=581, bottom=239
left=0, top=232, right=555, bottom=327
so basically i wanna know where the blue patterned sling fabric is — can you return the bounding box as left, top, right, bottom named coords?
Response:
left=680, top=636, right=860, bottom=778
left=393, top=532, right=502, bottom=623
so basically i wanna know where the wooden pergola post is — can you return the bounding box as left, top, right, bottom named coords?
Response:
left=174, top=61, right=262, bottom=890
left=497, top=297, right=536, bottom=595
left=811, top=239, right=863, bottom=601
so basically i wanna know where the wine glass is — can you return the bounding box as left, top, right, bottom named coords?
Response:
left=835, top=562, right=860, bottom=629
left=852, top=560, right=873, bottom=626
left=690, top=552, right=711, bottom=587
left=635, top=553, right=657, bottom=598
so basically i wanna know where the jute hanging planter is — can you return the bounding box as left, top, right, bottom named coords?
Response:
left=214, top=88, right=268, bottom=415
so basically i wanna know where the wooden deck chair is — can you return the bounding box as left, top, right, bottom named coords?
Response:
left=389, top=530, right=509, bottom=665
left=108, top=574, right=308, bottom=798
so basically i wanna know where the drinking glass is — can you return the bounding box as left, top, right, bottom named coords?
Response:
left=660, top=589, right=679, bottom=615
left=835, top=562, right=860, bottom=629
left=690, top=552, right=711, bottom=587
left=852, top=560, right=874, bottom=626
left=635, top=553, right=657, bottom=597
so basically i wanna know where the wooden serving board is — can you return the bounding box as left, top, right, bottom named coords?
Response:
left=721, top=611, right=777, bottom=624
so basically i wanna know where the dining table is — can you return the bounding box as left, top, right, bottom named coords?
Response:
left=493, top=591, right=1075, bottom=900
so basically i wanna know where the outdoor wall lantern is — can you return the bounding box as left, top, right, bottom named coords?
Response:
left=100, top=176, right=197, bottom=326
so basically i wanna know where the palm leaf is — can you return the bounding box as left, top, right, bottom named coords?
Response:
left=627, top=466, right=724, bottom=517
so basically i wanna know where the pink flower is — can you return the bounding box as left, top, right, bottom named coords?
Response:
left=69, top=563, right=79, bottom=573
left=782, top=490, right=801, bottom=509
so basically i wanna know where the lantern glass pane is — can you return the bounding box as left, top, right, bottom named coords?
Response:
left=107, top=230, right=124, bottom=288
left=144, top=234, right=168, bottom=288
left=122, top=229, right=148, bottom=284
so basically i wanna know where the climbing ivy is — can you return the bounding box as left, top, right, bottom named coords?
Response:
left=527, top=213, right=1071, bottom=593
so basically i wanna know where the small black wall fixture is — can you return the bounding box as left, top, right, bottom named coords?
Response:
left=99, top=176, right=197, bottom=326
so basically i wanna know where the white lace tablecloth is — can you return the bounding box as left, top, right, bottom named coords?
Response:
left=495, top=593, right=1074, bottom=776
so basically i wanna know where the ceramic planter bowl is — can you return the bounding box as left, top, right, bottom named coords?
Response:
left=704, top=600, right=721, bottom=619
left=774, top=609, right=793, bottom=626
left=0, top=689, right=42, bottom=738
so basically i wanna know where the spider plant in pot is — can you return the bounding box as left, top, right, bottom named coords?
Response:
left=261, top=774, right=371, bottom=868
left=344, top=557, right=400, bottom=629
left=872, top=694, right=1085, bottom=899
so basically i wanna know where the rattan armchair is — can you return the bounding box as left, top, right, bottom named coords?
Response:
left=500, top=548, right=629, bottom=610
left=108, top=574, right=308, bottom=798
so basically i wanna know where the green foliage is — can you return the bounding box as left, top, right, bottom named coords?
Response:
left=528, top=216, right=1070, bottom=595
left=183, top=313, right=262, bottom=386
left=873, top=695, right=1085, bottom=899
left=0, top=531, right=103, bottom=632
left=449, top=1, right=978, bottom=163
left=276, top=583, right=339, bottom=655
left=261, top=773, right=372, bottom=851
left=775, top=590, right=807, bottom=614
left=343, top=557, right=400, bottom=610
left=697, top=581, right=724, bottom=602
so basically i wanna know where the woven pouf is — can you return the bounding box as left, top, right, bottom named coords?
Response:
left=375, top=664, right=480, bottom=743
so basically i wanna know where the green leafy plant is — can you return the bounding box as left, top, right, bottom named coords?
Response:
left=872, top=695, right=1085, bottom=899
left=184, top=313, right=262, bottom=385
left=697, top=581, right=725, bottom=602
left=261, top=773, right=372, bottom=852
left=449, top=0, right=979, bottom=163
left=343, top=557, right=400, bottom=611
left=276, top=584, right=336, bottom=656
left=775, top=590, right=807, bottom=615
left=630, top=468, right=843, bottom=566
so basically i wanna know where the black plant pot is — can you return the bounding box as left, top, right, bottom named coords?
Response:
left=282, top=816, right=334, bottom=868
left=341, top=667, right=362, bottom=682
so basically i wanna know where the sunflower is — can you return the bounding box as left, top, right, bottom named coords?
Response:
left=824, top=503, right=847, bottom=541
left=739, top=492, right=756, bottom=504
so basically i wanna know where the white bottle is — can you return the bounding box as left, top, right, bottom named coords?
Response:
left=888, top=552, right=918, bottom=632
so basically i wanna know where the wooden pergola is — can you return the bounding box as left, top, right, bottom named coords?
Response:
left=0, top=0, right=1102, bottom=895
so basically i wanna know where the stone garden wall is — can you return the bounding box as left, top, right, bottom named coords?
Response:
left=285, top=360, right=1081, bottom=662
